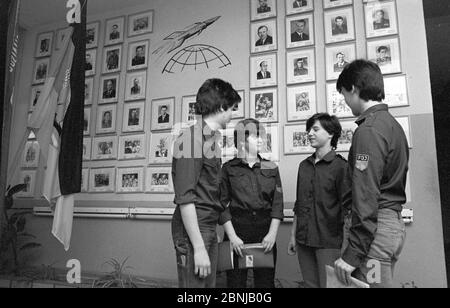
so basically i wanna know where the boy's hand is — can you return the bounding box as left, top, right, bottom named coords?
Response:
left=287, top=236, right=297, bottom=256
left=334, top=258, right=356, bottom=286
left=194, top=247, right=211, bottom=279
left=262, top=231, right=276, bottom=253
left=229, top=235, right=244, bottom=257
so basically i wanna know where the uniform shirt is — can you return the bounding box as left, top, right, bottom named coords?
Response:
left=219, top=157, right=284, bottom=225
left=342, top=104, right=409, bottom=268
left=294, top=150, right=351, bottom=249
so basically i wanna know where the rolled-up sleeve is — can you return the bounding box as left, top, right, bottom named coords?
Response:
left=172, top=157, right=202, bottom=206
left=270, top=168, right=284, bottom=221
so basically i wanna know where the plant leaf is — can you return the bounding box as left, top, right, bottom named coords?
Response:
left=7, top=184, right=28, bottom=197
left=18, top=233, right=36, bottom=239
left=16, top=217, right=26, bottom=233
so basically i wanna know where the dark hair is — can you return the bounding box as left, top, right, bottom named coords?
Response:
left=233, top=118, right=265, bottom=148
left=257, top=25, right=268, bottom=33
left=336, top=52, right=344, bottom=58
left=160, top=105, right=168, bottom=110
left=195, top=79, right=241, bottom=116
left=306, top=113, right=342, bottom=149
left=336, top=59, right=385, bottom=102
left=335, top=16, right=344, bottom=22
left=377, top=45, right=388, bottom=53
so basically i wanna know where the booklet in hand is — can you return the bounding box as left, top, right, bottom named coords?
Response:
left=238, top=243, right=274, bottom=269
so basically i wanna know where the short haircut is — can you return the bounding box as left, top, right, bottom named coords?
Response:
left=296, top=19, right=306, bottom=26
left=160, top=105, right=168, bottom=110
left=258, top=25, right=268, bottom=33
left=195, top=79, right=241, bottom=116
left=335, top=16, right=344, bottom=22
left=375, top=9, right=384, bottom=16
left=306, top=113, right=342, bottom=149
left=377, top=45, right=388, bottom=53
left=336, top=52, right=344, bottom=58
left=336, top=59, right=385, bottom=102
left=233, top=118, right=265, bottom=148
left=260, top=61, right=267, bottom=68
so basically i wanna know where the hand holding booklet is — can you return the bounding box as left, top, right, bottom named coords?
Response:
left=325, top=265, right=370, bottom=288
left=218, top=242, right=274, bottom=272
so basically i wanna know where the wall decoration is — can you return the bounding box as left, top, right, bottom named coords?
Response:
left=250, top=19, right=278, bottom=54
left=128, top=10, right=154, bottom=37
left=32, top=58, right=50, bottom=84
left=250, top=53, right=277, bottom=88
left=384, top=75, right=409, bottom=108
left=250, top=88, right=278, bottom=123
left=102, top=45, right=122, bottom=74
left=395, top=116, right=412, bottom=148
left=89, top=167, right=115, bottom=193
left=16, top=170, right=37, bottom=198
left=325, top=43, right=356, bottom=80
left=96, top=104, right=117, bottom=135
left=323, top=0, right=353, bottom=9
left=286, top=84, right=317, bottom=122
left=260, top=124, right=280, bottom=162
left=85, top=49, right=96, bottom=77
left=232, top=90, right=246, bottom=119
left=326, top=82, right=353, bottom=118
left=35, top=32, right=53, bottom=57
left=336, top=119, right=358, bottom=152
left=367, top=37, right=401, bottom=75
left=92, top=136, right=118, bottom=161
left=251, top=0, right=277, bottom=21
left=324, top=7, right=355, bottom=44
left=286, top=13, right=315, bottom=49
left=99, top=75, right=119, bottom=104
left=146, top=167, right=173, bottom=193
left=81, top=168, right=89, bottom=193
left=30, top=86, right=43, bottom=112
left=286, top=48, right=316, bottom=84
left=22, top=141, right=40, bottom=168
left=151, top=97, right=174, bottom=131
left=181, top=95, right=197, bottom=126
left=284, top=123, right=315, bottom=155
left=117, top=167, right=144, bottom=193
left=364, top=0, right=398, bottom=38
left=84, top=77, right=94, bottom=106
left=86, top=21, right=100, bottom=49
left=128, top=40, right=149, bottom=71
left=83, top=107, right=91, bottom=136
left=286, top=0, right=314, bottom=15
left=123, top=101, right=145, bottom=133
left=118, top=134, right=146, bottom=160
left=148, top=132, right=174, bottom=165
left=55, top=28, right=71, bottom=51
left=83, top=138, right=92, bottom=161
left=125, top=71, right=146, bottom=101
left=105, top=16, right=125, bottom=46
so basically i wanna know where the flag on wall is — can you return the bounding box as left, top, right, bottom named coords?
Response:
left=5, top=0, right=20, bottom=107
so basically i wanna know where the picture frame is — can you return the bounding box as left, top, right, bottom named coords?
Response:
left=323, top=0, right=353, bottom=9
left=105, top=16, right=125, bottom=46
left=123, top=101, right=145, bottom=133
left=336, top=119, right=358, bottom=152
left=16, top=170, right=37, bottom=198
left=86, top=21, right=100, bottom=49
left=250, top=19, right=278, bottom=54
left=30, top=86, right=43, bottom=112
left=116, top=167, right=144, bottom=193
left=125, top=71, right=146, bottom=101
left=286, top=13, right=314, bottom=49
left=250, top=53, right=278, bottom=88
left=146, top=167, right=173, bottom=193
left=326, top=82, right=353, bottom=118
left=286, top=48, right=316, bottom=84
left=324, top=7, right=355, bottom=44
left=364, top=0, right=399, bottom=39
left=395, top=116, right=413, bottom=149
left=32, top=58, right=50, bottom=84
left=128, top=40, right=149, bottom=71
left=233, top=90, right=246, bottom=119
left=35, top=32, right=53, bottom=58
left=128, top=10, right=154, bottom=37
left=85, top=49, right=97, bottom=77
left=84, top=77, right=94, bottom=106
left=148, top=132, right=174, bottom=165
left=151, top=97, right=174, bottom=131
left=260, top=124, right=280, bottom=162
left=251, top=0, right=277, bottom=21
left=325, top=43, right=356, bottom=80
left=99, top=75, right=119, bottom=104
left=284, top=123, right=314, bottom=155
left=55, top=28, right=71, bottom=51
left=118, top=134, right=146, bottom=160
left=22, top=141, right=40, bottom=168
left=92, top=136, right=118, bottom=161
left=384, top=75, right=409, bottom=108
left=250, top=88, right=278, bottom=123
left=81, top=168, right=89, bottom=193
left=367, top=37, right=401, bottom=75
left=286, top=84, right=317, bottom=122
left=83, top=107, right=91, bottom=136
left=181, top=95, right=197, bottom=126
left=83, top=138, right=92, bottom=161
left=96, top=104, right=117, bottom=135
left=286, top=0, right=314, bottom=16
left=220, top=123, right=237, bottom=164
left=89, top=167, right=115, bottom=193
left=102, top=45, right=122, bottom=74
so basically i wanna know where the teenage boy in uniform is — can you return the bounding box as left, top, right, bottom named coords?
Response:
left=334, top=60, right=409, bottom=288
left=171, top=79, right=241, bottom=288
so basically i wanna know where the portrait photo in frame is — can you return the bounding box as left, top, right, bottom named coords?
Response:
left=84, top=107, right=91, bottom=136
left=148, top=132, right=174, bottom=165
left=284, top=123, right=314, bottom=155
left=125, top=71, right=146, bottom=101
left=151, top=97, right=174, bottom=131
left=89, top=167, right=115, bottom=193
left=16, top=170, right=37, bottom=198
left=324, top=7, right=355, bottom=44
left=118, top=134, right=146, bottom=160
left=22, top=141, right=40, bottom=168
left=286, top=84, right=317, bottom=122
left=251, top=0, right=277, bottom=21
left=85, top=49, right=97, bottom=77
left=286, top=48, right=316, bottom=84
left=128, top=40, right=149, bottom=71
left=250, top=53, right=277, bottom=88
left=146, top=167, right=173, bottom=193
left=286, top=0, right=314, bottom=16
left=251, top=19, right=278, bottom=54
left=250, top=88, right=278, bottom=123
left=55, top=27, right=71, bottom=51
left=364, top=0, right=398, bottom=38
left=181, top=95, right=197, bottom=126
left=123, top=101, right=145, bottom=133
left=102, top=45, right=122, bottom=74
left=323, top=0, right=353, bottom=9
left=32, top=58, right=50, bottom=85
left=96, top=104, right=117, bottom=135
left=86, top=21, right=100, bottom=49
left=367, top=37, right=401, bottom=75
left=35, top=32, right=53, bottom=57
left=336, top=119, right=358, bottom=152
left=81, top=169, right=89, bottom=193
left=30, top=86, right=43, bottom=112
left=99, top=75, right=119, bottom=104
left=325, top=43, right=356, bottom=80
left=84, top=77, right=94, bottom=106
left=384, top=75, right=409, bottom=108
left=128, top=10, right=154, bottom=37
left=232, top=90, right=246, bottom=119
left=105, top=16, right=125, bottom=46
left=83, top=137, right=92, bottom=161
left=286, top=14, right=314, bottom=49
left=92, top=136, right=118, bottom=161
left=116, top=167, right=144, bottom=193
left=326, top=82, right=353, bottom=118
left=260, top=124, right=280, bottom=162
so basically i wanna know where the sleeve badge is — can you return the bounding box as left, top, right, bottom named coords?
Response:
left=355, top=154, right=370, bottom=171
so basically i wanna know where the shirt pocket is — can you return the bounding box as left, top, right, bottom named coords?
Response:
left=228, top=169, right=250, bottom=192
left=260, top=168, right=277, bottom=199
left=295, top=202, right=312, bottom=241
left=203, top=158, right=221, bottom=186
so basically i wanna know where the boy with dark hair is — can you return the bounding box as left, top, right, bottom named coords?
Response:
left=334, top=59, right=409, bottom=288
left=287, top=113, right=350, bottom=288
left=171, top=78, right=241, bottom=288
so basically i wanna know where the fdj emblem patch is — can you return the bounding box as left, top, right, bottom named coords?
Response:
left=355, top=154, right=370, bottom=171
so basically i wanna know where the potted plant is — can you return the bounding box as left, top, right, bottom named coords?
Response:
left=92, top=257, right=138, bottom=288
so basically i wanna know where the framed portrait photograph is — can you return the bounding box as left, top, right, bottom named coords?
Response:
left=395, top=116, right=412, bottom=148
left=367, top=37, right=401, bottom=75
left=86, top=21, right=100, bottom=49
left=250, top=53, right=277, bottom=88
left=89, top=167, right=115, bottom=193
left=55, top=28, right=71, bottom=51
left=85, top=49, right=97, bottom=77
left=92, top=136, right=118, bottom=161
left=84, top=77, right=94, bottom=106
left=32, top=58, right=50, bottom=84
left=323, top=0, right=353, bottom=9
left=105, top=16, right=125, bottom=46
left=220, top=124, right=237, bottom=164
left=22, top=141, right=40, bottom=168
left=102, top=45, right=122, bottom=74
left=286, top=48, right=316, bottom=84
left=116, top=167, right=144, bottom=193
left=251, top=0, right=277, bottom=21
left=364, top=0, right=398, bottom=38
left=260, top=124, right=280, bottom=162
left=35, top=32, right=53, bottom=57
left=151, top=97, right=174, bottom=131
left=250, top=19, right=278, bottom=54
left=324, top=7, right=355, bottom=44
left=326, top=82, right=353, bottom=118
left=84, top=107, right=91, bottom=136
left=286, top=0, right=314, bottom=15
left=128, top=40, right=149, bottom=71
left=125, top=71, right=146, bottom=101
left=325, top=43, right=356, bottom=80
left=118, top=134, right=146, bottom=160
left=83, top=138, right=92, bottom=161
left=96, top=104, right=117, bottom=135
left=336, top=119, right=358, bottom=152
left=286, top=14, right=314, bottom=49
left=99, top=75, right=119, bottom=104
left=286, top=84, right=317, bottom=122
left=30, top=86, right=43, bottom=112
left=148, top=132, right=174, bottom=165
left=81, top=169, right=89, bottom=193
left=16, top=170, right=37, bottom=198
left=123, top=101, right=145, bottom=133
left=384, top=75, right=409, bottom=108
left=250, top=88, right=278, bottom=123
left=128, top=10, right=154, bottom=37
left=284, top=124, right=314, bottom=155
left=181, top=95, right=197, bottom=126
left=146, top=167, right=173, bottom=193
left=233, top=90, right=246, bottom=119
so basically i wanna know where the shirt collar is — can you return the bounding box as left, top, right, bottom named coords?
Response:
left=306, top=150, right=337, bottom=164
left=229, top=155, right=266, bottom=168
left=355, top=103, right=388, bottom=125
